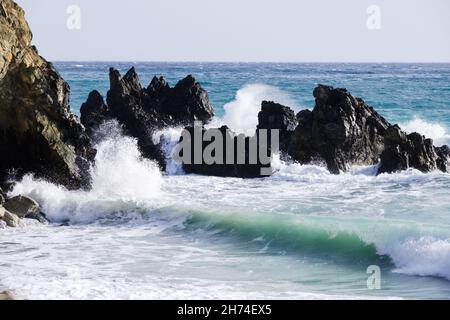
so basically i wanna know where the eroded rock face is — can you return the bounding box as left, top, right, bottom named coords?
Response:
left=0, top=0, right=95, bottom=189
left=289, top=85, right=390, bottom=173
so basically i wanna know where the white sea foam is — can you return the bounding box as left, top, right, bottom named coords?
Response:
left=10, top=121, right=163, bottom=223
left=400, top=118, right=450, bottom=146
left=152, top=126, right=185, bottom=175
left=222, top=84, right=300, bottom=136
left=380, top=237, right=450, bottom=280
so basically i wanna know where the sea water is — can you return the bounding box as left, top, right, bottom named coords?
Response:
left=1, top=63, right=450, bottom=299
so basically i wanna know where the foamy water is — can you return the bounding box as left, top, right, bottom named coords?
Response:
left=2, top=63, right=450, bottom=299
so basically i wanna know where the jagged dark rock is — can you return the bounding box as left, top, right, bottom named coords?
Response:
left=154, top=75, right=214, bottom=124
left=104, top=67, right=167, bottom=168
left=180, top=125, right=271, bottom=178
left=436, top=145, right=450, bottom=173
left=378, top=125, right=439, bottom=174
left=80, top=90, right=109, bottom=135
left=257, top=101, right=297, bottom=153
left=289, top=85, right=390, bottom=173
left=80, top=67, right=215, bottom=169
left=0, top=0, right=96, bottom=189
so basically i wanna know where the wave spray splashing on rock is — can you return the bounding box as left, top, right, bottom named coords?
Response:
left=10, top=121, right=163, bottom=224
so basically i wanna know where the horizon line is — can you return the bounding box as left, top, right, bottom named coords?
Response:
left=49, top=60, right=450, bottom=64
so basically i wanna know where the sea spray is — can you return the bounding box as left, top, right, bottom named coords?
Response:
left=400, top=118, right=450, bottom=147
left=222, top=84, right=300, bottom=136
left=10, top=121, right=163, bottom=223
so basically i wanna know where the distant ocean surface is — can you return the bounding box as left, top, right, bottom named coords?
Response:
left=1, top=63, right=450, bottom=300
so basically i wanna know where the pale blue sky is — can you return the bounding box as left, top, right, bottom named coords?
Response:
left=15, top=0, right=450, bottom=62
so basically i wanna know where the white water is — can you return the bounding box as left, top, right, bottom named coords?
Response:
left=10, top=121, right=163, bottom=224
left=400, top=118, right=450, bottom=147
left=221, top=84, right=300, bottom=135
left=1, top=87, right=450, bottom=299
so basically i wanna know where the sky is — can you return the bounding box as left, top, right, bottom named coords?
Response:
left=14, top=0, right=450, bottom=62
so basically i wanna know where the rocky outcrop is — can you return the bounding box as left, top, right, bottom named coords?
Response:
left=289, top=85, right=390, bottom=173
left=378, top=125, right=446, bottom=174
left=0, top=0, right=95, bottom=189
left=257, top=100, right=297, bottom=153
left=80, top=67, right=214, bottom=168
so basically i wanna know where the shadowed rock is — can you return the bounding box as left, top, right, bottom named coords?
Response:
left=289, top=85, right=390, bottom=173
left=257, top=101, right=297, bottom=153
left=0, top=0, right=96, bottom=189
left=81, top=68, right=215, bottom=169
left=436, top=145, right=450, bottom=173
left=80, top=90, right=109, bottom=135
left=379, top=125, right=443, bottom=174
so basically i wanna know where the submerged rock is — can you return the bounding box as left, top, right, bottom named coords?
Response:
left=289, top=85, right=390, bottom=173
left=0, top=0, right=96, bottom=189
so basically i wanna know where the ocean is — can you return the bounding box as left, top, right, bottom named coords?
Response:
left=1, top=62, right=450, bottom=299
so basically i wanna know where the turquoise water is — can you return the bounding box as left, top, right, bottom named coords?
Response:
left=1, top=63, right=450, bottom=300
left=58, top=62, right=450, bottom=127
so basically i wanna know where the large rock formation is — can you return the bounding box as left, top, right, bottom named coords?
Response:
left=80, top=67, right=215, bottom=168
left=289, top=85, right=390, bottom=173
left=0, top=0, right=95, bottom=189
left=262, top=85, right=449, bottom=175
